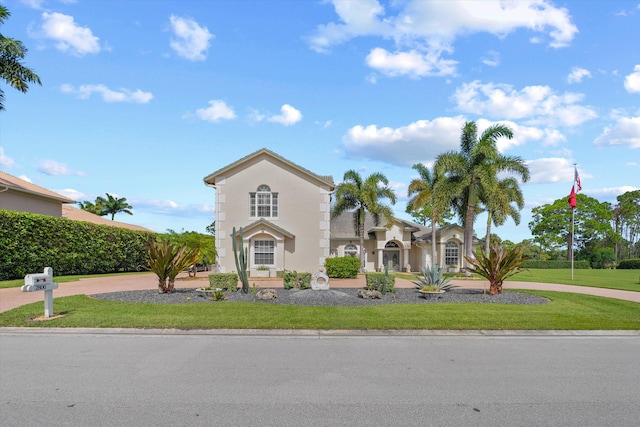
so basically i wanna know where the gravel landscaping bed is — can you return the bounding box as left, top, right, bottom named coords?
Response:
left=90, top=287, right=549, bottom=306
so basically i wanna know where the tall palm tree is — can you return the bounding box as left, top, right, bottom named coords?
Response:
left=331, top=170, right=397, bottom=272
left=0, top=5, right=42, bottom=111
left=406, top=163, right=451, bottom=267
left=101, top=193, right=133, bottom=220
left=435, top=121, right=530, bottom=272
left=77, top=200, right=104, bottom=215
left=482, top=177, right=524, bottom=255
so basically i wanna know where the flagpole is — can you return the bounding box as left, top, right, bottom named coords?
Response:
left=571, top=206, right=575, bottom=281
left=571, top=163, right=577, bottom=281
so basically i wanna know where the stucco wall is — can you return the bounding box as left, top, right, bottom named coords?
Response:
left=0, top=191, right=63, bottom=217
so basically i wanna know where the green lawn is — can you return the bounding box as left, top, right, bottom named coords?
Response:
left=505, top=268, right=640, bottom=292
left=1, top=291, right=638, bottom=330
left=0, top=271, right=149, bottom=289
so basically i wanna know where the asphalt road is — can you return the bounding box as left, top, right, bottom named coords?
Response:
left=1, top=330, right=639, bottom=426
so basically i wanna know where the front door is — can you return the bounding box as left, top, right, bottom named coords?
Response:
left=382, top=250, right=400, bottom=271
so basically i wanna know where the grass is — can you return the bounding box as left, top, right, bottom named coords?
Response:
left=502, top=268, right=640, bottom=292
left=396, top=268, right=640, bottom=292
left=0, top=271, right=150, bottom=289
left=1, top=291, right=638, bottom=330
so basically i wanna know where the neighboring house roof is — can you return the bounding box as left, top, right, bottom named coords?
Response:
left=203, top=148, right=335, bottom=188
left=62, top=205, right=153, bottom=232
left=0, top=171, right=76, bottom=204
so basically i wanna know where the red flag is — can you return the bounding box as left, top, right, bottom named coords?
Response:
left=568, top=185, right=576, bottom=209
left=574, top=166, right=582, bottom=191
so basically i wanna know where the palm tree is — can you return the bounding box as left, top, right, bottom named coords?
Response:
left=77, top=200, right=104, bottom=215
left=0, top=5, right=42, bottom=111
left=101, top=193, right=133, bottom=220
left=482, top=177, right=524, bottom=255
left=331, top=170, right=397, bottom=272
left=406, top=163, right=451, bottom=267
left=435, top=121, right=530, bottom=272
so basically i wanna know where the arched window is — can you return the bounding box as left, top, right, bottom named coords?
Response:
left=385, top=241, right=399, bottom=248
left=250, top=185, right=278, bottom=218
left=344, top=244, right=358, bottom=257
left=445, top=241, right=458, bottom=266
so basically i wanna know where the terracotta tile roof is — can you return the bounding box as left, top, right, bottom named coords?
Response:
left=62, top=205, right=153, bottom=232
left=0, top=170, right=76, bottom=204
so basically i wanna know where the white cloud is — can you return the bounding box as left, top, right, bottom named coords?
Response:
left=0, top=147, right=16, bottom=168
left=309, top=0, right=577, bottom=78
left=567, top=67, right=591, bottom=84
left=169, top=15, right=213, bottom=61
left=194, top=100, right=236, bottom=122
left=21, top=0, right=46, bottom=10
left=342, top=116, right=466, bottom=166
left=525, top=158, right=585, bottom=185
left=38, top=159, right=75, bottom=176
left=481, top=50, right=500, bottom=67
left=38, top=12, right=100, bottom=55
left=267, top=104, right=303, bottom=126
left=18, top=175, right=32, bottom=183
left=61, top=84, right=153, bottom=103
left=624, top=65, right=640, bottom=93
left=594, top=116, right=640, bottom=149
left=452, top=80, right=597, bottom=127
left=365, top=47, right=458, bottom=78
left=56, top=188, right=85, bottom=200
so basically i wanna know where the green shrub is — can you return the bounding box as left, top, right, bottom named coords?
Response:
left=618, top=259, right=640, bottom=269
left=325, top=257, right=360, bottom=278
left=0, top=210, right=154, bottom=280
left=520, top=259, right=590, bottom=269
left=208, top=273, right=238, bottom=292
left=365, top=272, right=395, bottom=292
left=283, top=271, right=311, bottom=289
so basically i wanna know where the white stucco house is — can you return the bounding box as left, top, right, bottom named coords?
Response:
left=204, top=148, right=472, bottom=276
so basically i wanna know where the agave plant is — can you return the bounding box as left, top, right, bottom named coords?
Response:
left=464, top=243, right=528, bottom=295
left=412, top=264, right=457, bottom=292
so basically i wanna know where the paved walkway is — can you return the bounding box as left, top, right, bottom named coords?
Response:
left=1, top=273, right=639, bottom=313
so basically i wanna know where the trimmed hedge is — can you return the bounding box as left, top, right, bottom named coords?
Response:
left=618, top=259, right=640, bottom=269
left=0, top=210, right=154, bottom=280
left=208, top=273, right=238, bottom=292
left=325, top=256, right=359, bottom=278
left=365, top=272, right=396, bottom=293
left=520, top=260, right=590, bottom=269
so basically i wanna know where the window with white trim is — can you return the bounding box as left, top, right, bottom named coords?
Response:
left=445, top=241, right=458, bottom=266
left=250, top=185, right=278, bottom=218
left=254, top=240, right=275, bottom=265
left=344, top=244, right=358, bottom=257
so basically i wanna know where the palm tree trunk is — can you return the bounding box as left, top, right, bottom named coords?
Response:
left=431, top=214, right=437, bottom=267
left=359, top=208, right=365, bottom=273
left=485, top=212, right=492, bottom=256
left=464, top=181, right=478, bottom=276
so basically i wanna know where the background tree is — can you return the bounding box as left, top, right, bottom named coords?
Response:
left=161, top=228, right=216, bottom=274
left=77, top=200, right=104, bottom=215
left=331, top=170, right=397, bottom=272
left=529, top=193, right=616, bottom=260
left=435, top=121, right=530, bottom=271
left=0, top=5, right=42, bottom=111
left=406, top=163, right=452, bottom=267
left=613, top=190, right=640, bottom=259
left=101, top=193, right=133, bottom=220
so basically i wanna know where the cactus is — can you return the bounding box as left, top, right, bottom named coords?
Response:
left=232, top=226, right=250, bottom=293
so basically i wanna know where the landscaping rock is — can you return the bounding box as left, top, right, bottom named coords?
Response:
left=256, top=289, right=278, bottom=300
left=357, top=289, right=382, bottom=299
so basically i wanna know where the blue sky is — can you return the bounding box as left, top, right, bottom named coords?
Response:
left=1, top=0, right=638, bottom=242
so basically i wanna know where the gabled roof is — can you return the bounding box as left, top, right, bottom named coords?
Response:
left=0, top=171, right=76, bottom=204
left=239, top=218, right=295, bottom=239
left=330, top=211, right=428, bottom=239
left=203, top=148, right=334, bottom=188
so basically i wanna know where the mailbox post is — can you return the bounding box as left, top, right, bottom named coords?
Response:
left=21, top=267, right=59, bottom=318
